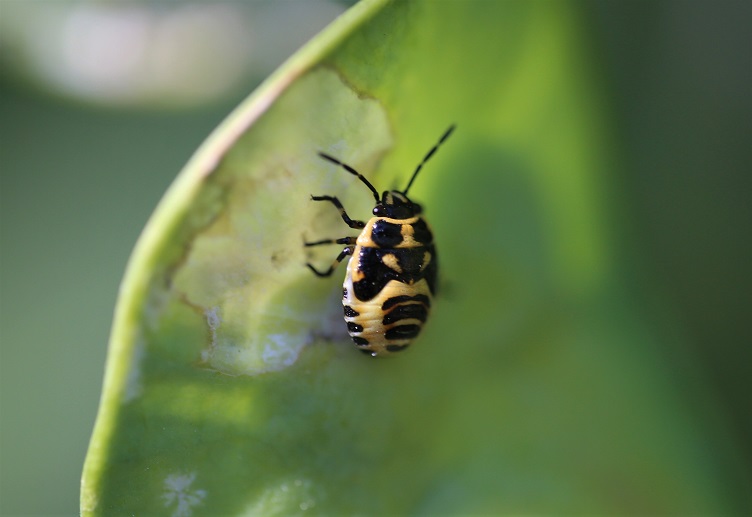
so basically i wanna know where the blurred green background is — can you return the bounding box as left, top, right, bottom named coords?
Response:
left=1, top=0, right=750, bottom=515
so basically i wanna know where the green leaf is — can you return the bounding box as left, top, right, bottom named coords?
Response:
left=82, top=0, right=744, bottom=514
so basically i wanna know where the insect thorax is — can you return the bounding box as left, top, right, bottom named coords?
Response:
left=348, top=215, right=437, bottom=303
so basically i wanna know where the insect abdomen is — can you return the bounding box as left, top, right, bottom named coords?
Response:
left=339, top=215, right=437, bottom=356
left=343, top=278, right=432, bottom=356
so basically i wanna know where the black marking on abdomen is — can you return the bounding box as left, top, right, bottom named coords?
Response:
left=343, top=305, right=359, bottom=317
left=383, top=303, right=428, bottom=325
left=347, top=322, right=363, bottom=333
left=382, top=294, right=431, bottom=311
left=385, top=324, right=421, bottom=340
left=352, top=336, right=369, bottom=346
left=353, top=247, right=434, bottom=301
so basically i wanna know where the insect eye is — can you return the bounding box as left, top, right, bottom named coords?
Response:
left=412, top=203, right=422, bottom=214
left=373, top=205, right=386, bottom=216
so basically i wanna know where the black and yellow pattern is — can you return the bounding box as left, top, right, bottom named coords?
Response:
left=306, top=126, right=454, bottom=356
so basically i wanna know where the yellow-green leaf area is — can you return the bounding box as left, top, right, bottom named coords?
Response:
left=171, top=69, right=392, bottom=375
left=82, top=0, right=746, bottom=515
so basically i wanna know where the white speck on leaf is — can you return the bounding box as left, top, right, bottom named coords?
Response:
left=261, top=333, right=306, bottom=368
left=162, top=472, right=207, bottom=517
left=241, top=477, right=317, bottom=514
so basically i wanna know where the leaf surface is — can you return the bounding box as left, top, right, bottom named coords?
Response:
left=82, top=0, right=740, bottom=514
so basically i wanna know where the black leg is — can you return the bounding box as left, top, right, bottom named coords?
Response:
left=305, top=237, right=357, bottom=247
left=307, top=246, right=354, bottom=277
left=311, top=195, right=365, bottom=229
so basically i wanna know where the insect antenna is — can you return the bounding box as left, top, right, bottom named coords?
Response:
left=318, top=152, right=380, bottom=203
left=403, top=124, right=456, bottom=195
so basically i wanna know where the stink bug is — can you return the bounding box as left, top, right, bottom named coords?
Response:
left=306, top=125, right=455, bottom=357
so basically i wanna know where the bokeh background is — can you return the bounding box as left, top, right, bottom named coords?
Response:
left=1, top=0, right=750, bottom=514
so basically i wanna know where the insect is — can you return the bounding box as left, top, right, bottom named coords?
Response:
left=306, top=125, right=455, bottom=357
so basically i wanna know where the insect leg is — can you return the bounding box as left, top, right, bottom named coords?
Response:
left=305, top=237, right=357, bottom=247
left=311, top=195, right=365, bottom=229
left=307, top=246, right=355, bottom=277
